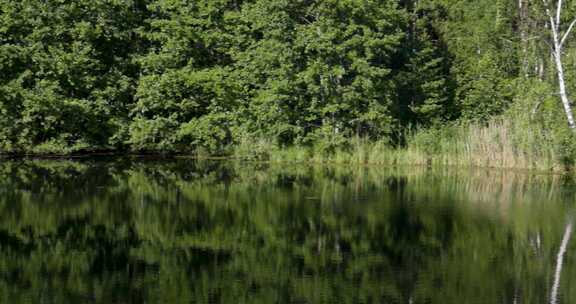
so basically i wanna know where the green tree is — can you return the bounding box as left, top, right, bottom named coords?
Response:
left=424, top=0, right=519, bottom=121
left=130, top=0, right=240, bottom=152
left=0, top=0, right=147, bottom=152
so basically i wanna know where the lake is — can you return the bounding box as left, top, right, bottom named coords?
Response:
left=0, top=159, right=575, bottom=303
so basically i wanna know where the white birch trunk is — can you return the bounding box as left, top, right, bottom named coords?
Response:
left=553, top=50, right=576, bottom=129
left=545, top=0, right=576, bottom=130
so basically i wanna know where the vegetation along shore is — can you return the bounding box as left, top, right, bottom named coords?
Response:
left=1, top=0, right=576, bottom=171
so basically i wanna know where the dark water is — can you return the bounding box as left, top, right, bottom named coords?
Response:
left=0, top=159, right=575, bottom=303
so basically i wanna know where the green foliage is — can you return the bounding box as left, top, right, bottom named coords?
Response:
left=394, top=1, right=454, bottom=126
left=127, top=117, right=177, bottom=151
left=554, top=128, right=576, bottom=168
left=0, top=0, right=146, bottom=152
left=177, top=113, right=232, bottom=152
left=419, top=0, right=519, bottom=121
left=0, top=0, right=576, bottom=163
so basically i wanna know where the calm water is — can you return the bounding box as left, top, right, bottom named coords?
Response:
left=0, top=159, right=575, bottom=303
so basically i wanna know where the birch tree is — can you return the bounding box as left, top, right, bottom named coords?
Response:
left=543, top=0, right=576, bottom=130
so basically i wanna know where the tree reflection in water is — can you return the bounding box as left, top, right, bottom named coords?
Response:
left=0, top=159, right=574, bottom=303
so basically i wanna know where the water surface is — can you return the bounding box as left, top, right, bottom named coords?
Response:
left=0, top=159, right=575, bottom=303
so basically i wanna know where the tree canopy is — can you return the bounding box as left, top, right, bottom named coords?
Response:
left=0, top=0, right=573, bottom=154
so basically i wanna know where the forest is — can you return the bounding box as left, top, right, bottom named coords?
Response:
left=1, top=0, right=576, bottom=169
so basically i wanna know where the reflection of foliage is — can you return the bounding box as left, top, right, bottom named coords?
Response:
left=0, top=160, right=573, bottom=303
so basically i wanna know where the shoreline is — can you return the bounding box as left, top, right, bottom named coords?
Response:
left=1, top=151, right=571, bottom=176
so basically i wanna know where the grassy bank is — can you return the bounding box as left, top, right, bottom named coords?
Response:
left=231, top=117, right=576, bottom=172
left=3, top=111, right=574, bottom=173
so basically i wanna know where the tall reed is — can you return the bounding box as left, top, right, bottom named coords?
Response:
left=231, top=117, right=573, bottom=172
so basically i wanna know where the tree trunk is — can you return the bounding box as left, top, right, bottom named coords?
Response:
left=547, top=0, right=576, bottom=130
left=519, top=0, right=529, bottom=77
left=553, top=51, right=576, bottom=129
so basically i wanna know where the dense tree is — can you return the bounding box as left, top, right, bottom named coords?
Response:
left=0, top=0, right=575, bottom=154
left=0, top=0, right=148, bottom=152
